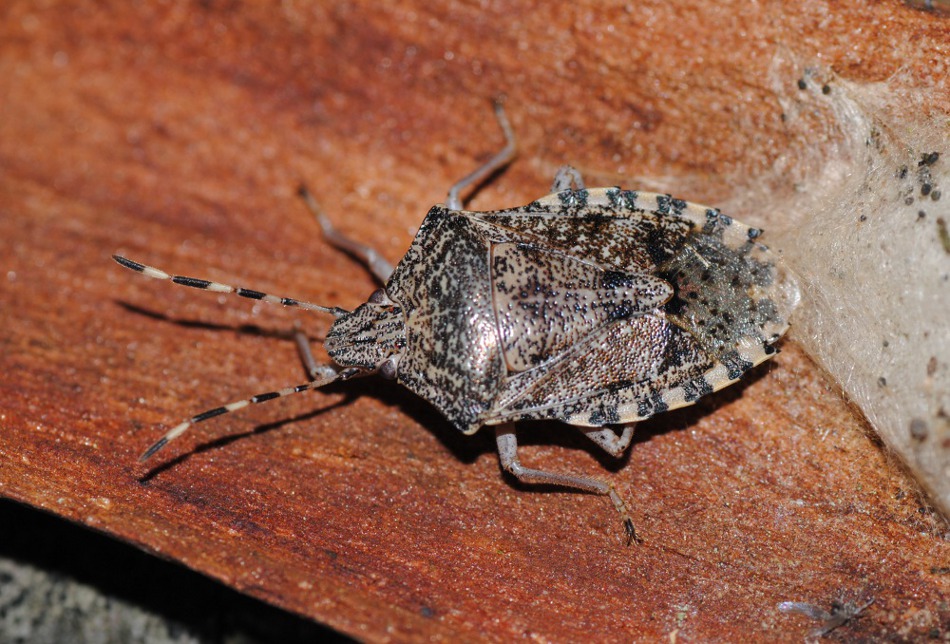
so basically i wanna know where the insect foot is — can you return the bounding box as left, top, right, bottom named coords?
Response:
left=115, top=102, right=798, bottom=545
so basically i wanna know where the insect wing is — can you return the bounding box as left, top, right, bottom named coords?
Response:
left=490, top=241, right=672, bottom=372
left=469, top=187, right=798, bottom=427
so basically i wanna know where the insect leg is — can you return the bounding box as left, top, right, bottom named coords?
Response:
left=577, top=424, right=636, bottom=458
left=297, top=186, right=395, bottom=284
left=292, top=323, right=338, bottom=380
left=494, top=425, right=639, bottom=545
left=551, top=165, right=586, bottom=193
left=445, top=100, right=517, bottom=211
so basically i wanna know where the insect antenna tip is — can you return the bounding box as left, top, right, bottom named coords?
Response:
left=113, top=255, right=146, bottom=272
left=139, top=437, right=169, bottom=462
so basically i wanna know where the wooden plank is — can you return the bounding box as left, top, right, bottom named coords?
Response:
left=1, top=1, right=947, bottom=640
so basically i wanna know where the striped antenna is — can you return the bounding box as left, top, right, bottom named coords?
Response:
left=113, top=255, right=349, bottom=318
left=140, top=370, right=351, bottom=461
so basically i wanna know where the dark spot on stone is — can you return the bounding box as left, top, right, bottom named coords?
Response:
left=878, top=376, right=887, bottom=387
left=910, top=418, right=929, bottom=441
left=797, top=78, right=807, bottom=90
left=938, top=218, right=950, bottom=254
left=821, top=84, right=831, bottom=95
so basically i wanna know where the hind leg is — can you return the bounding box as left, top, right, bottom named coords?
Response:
left=494, top=424, right=638, bottom=545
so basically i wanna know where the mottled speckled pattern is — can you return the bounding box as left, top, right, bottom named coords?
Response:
left=117, top=181, right=798, bottom=476
left=114, top=175, right=799, bottom=541
left=370, top=187, right=799, bottom=434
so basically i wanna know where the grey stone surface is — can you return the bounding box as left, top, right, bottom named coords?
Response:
left=0, top=556, right=201, bottom=644
left=0, top=500, right=349, bottom=644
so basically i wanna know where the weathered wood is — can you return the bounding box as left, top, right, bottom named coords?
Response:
left=1, top=1, right=947, bottom=640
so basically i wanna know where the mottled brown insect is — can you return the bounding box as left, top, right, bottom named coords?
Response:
left=115, top=103, right=799, bottom=543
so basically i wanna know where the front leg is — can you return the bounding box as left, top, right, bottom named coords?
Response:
left=293, top=325, right=340, bottom=380
left=494, top=424, right=638, bottom=545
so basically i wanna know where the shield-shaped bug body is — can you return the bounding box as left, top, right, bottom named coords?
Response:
left=115, top=103, right=799, bottom=544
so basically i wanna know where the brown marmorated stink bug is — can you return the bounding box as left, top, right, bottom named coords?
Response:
left=115, top=103, right=799, bottom=544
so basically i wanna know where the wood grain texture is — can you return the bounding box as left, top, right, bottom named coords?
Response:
left=1, top=1, right=947, bottom=640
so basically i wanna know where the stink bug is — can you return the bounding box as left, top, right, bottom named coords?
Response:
left=115, top=102, right=799, bottom=544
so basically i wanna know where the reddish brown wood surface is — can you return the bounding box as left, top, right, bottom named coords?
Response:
left=1, top=1, right=947, bottom=640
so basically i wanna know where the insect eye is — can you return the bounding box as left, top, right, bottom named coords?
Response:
left=368, top=289, right=389, bottom=304
left=379, top=357, right=398, bottom=380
